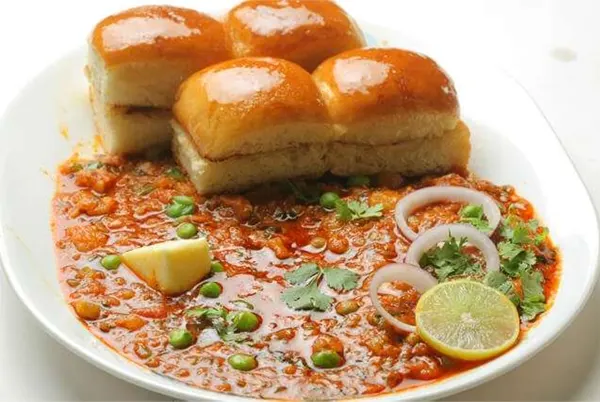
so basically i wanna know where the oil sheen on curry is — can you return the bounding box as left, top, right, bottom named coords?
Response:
left=52, top=155, right=560, bottom=400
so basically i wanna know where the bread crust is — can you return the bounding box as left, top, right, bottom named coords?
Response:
left=313, top=48, right=459, bottom=144
left=91, top=5, right=230, bottom=67
left=173, top=57, right=333, bottom=161
left=224, top=0, right=365, bottom=71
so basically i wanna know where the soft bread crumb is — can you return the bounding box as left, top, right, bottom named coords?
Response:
left=90, top=88, right=172, bottom=155
left=329, top=121, right=471, bottom=176
left=172, top=121, right=328, bottom=194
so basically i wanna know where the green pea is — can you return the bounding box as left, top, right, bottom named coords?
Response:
left=228, top=353, right=258, bottom=371
left=168, top=329, right=194, bottom=349
left=166, top=202, right=186, bottom=218
left=176, top=223, right=197, bottom=239
left=173, top=195, right=195, bottom=205
left=460, top=204, right=481, bottom=218
left=319, top=192, right=340, bottom=210
left=100, top=254, right=121, bottom=270
left=311, top=350, right=342, bottom=369
left=335, top=300, right=359, bottom=316
left=210, top=261, right=224, bottom=273
left=347, top=175, right=370, bottom=187
left=230, top=311, right=260, bottom=332
left=199, top=282, right=222, bottom=298
left=166, top=202, right=194, bottom=218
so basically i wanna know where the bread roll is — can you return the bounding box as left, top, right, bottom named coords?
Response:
left=89, top=88, right=171, bottom=154
left=172, top=122, right=327, bottom=195
left=173, top=57, right=333, bottom=161
left=329, top=121, right=471, bottom=176
left=313, top=48, right=459, bottom=144
left=224, top=0, right=365, bottom=71
left=89, top=5, right=231, bottom=108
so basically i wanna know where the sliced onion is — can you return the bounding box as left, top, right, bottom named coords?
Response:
left=395, top=186, right=501, bottom=241
left=369, top=263, right=438, bottom=333
left=405, top=223, right=500, bottom=273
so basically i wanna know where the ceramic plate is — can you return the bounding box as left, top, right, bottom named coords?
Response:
left=0, top=21, right=598, bottom=401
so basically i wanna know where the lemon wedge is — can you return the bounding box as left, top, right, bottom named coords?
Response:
left=415, top=280, right=520, bottom=361
left=121, top=238, right=211, bottom=296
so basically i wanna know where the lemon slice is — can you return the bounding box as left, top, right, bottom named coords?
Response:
left=415, top=280, right=520, bottom=361
left=121, top=238, right=211, bottom=296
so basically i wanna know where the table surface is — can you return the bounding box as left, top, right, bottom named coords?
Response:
left=1, top=0, right=599, bottom=400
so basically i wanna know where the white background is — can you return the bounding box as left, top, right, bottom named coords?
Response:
left=1, top=0, right=600, bottom=400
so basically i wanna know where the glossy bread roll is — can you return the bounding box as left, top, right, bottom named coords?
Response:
left=173, top=57, right=333, bottom=161
left=313, top=48, right=460, bottom=144
left=224, top=0, right=365, bottom=71
left=172, top=57, right=332, bottom=194
left=89, top=5, right=231, bottom=108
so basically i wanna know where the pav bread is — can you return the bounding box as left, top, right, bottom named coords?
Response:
left=224, top=0, right=365, bottom=71
left=312, top=47, right=460, bottom=144
left=87, top=5, right=231, bottom=154
left=172, top=57, right=332, bottom=194
left=311, top=47, right=469, bottom=176
left=89, top=5, right=230, bottom=108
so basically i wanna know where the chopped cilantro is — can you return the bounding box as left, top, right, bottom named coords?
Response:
left=323, top=268, right=360, bottom=291
left=520, top=270, right=546, bottom=321
left=459, top=204, right=492, bottom=232
left=284, top=263, right=320, bottom=285
left=419, top=235, right=482, bottom=281
left=498, top=241, right=536, bottom=277
left=488, top=209, right=548, bottom=321
left=281, top=280, right=334, bottom=311
left=484, top=271, right=520, bottom=306
left=334, top=199, right=383, bottom=222
left=186, top=306, right=250, bottom=343
left=281, top=263, right=359, bottom=311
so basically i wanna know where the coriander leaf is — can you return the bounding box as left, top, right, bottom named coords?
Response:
left=281, top=281, right=333, bottom=311
left=499, top=241, right=536, bottom=277
left=484, top=271, right=519, bottom=306
left=459, top=204, right=492, bottom=232
left=334, top=199, right=383, bottom=221
left=284, top=263, right=320, bottom=285
left=323, top=268, right=359, bottom=291
left=334, top=199, right=353, bottom=222
left=498, top=241, right=524, bottom=260
left=420, top=235, right=482, bottom=281
left=520, top=270, right=546, bottom=321
left=535, top=227, right=549, bottom=245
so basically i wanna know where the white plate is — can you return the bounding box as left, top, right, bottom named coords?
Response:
left=0, top=21, right=598, bottom=401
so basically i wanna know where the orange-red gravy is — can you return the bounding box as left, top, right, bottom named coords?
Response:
left=52, top=155, right=560, bottom=400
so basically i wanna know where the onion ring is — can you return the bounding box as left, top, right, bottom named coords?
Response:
left=369, top=263, right=438, bottom=333
left=395, top=186, right=501, bottom=241
left=405, top=223, right=500, bottom=273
